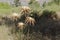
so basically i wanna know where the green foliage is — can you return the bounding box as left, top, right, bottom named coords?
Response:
left=53, top=0, right=60, bottom=5
left=0, top=2, right=11, bottom=9
left=0, top=1, right=60, bottom=15
left=44, top=3, right=60, bottom=11
left=29, top=1, right=41, bottom=11
left=42, top=10, right=56, bottom=17
left=0, top=6, right=21, bottom=15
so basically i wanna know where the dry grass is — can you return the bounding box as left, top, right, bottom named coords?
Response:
left=0, top=25, right=14, bottom=40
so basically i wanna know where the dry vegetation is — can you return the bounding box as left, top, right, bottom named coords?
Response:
left=0, top=6, right=60, bottom=40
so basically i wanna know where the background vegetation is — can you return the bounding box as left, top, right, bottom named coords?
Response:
left=0, top=0, right=60, bottom=15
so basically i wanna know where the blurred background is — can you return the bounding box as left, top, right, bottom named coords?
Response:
left=0, top=0, right=60, bottom=15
